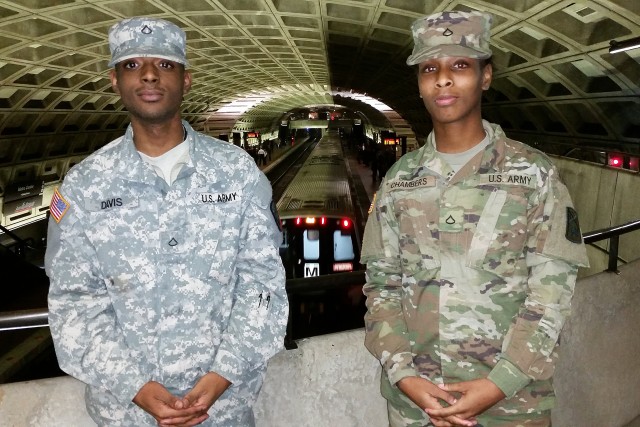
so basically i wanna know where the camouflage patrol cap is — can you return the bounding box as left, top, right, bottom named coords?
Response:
left=107, top=17, right=189, bottom=68
left=406, top=11, right=492, bottom=65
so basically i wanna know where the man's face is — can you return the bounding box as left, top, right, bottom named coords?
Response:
left=417, top=56, right=492, bottom=126
left=110, top=57, right=191, bottom=124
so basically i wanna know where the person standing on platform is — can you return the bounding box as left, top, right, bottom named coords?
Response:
left=257, top=145, right=267, bottom=166
left=45, top=17, right=287, bottom=427
left=266, top=141, right=273, bottom=162
left=360, top=11, right=589, bottom=427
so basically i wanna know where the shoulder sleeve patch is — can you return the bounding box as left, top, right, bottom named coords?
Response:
left=50, top=187, right=70, bottom=223
left=360, top=211, right=385, bottom=263
left=565, top=207, right=582, bottom=244
left=270, top=200, right=282, bottom=232
left=252, top=172, right=272, bottom=209
left=539, top=181, right=589, bottom=267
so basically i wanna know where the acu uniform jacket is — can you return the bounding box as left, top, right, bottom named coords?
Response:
left=45, top=121, right=287, bottom=425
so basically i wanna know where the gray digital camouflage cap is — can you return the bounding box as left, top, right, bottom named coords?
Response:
left=107, top=17, right=189, bottom=68
left=406, top=11, right=492, bottom=66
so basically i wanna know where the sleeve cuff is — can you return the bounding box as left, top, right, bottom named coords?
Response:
left=385, top=351, right=418, bottom=385
left=116, top=371, right=149, bottom=405
left=487, top=358, right=531, bottom=398
left=211, top=346, right=250, bottom=385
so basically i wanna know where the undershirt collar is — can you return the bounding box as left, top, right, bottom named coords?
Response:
left=138, top=126, right=190, bottom=186
left=435, top=125, right=491, bottom=174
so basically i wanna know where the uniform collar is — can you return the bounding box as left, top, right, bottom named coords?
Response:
left=117, top=120, right=198, bottom=184
left=404, top=120, right=507, bottom=182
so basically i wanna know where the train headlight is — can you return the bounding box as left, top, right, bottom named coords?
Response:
left=294, top=216, right=328, bottom=226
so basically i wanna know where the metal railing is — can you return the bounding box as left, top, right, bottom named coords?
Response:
left=0, top=308, right=48, bottom=332
left=2, top=219, right=639, bottom=333
left=582, top=218, right=640, bottom=273
left=0, top=223, right=36, bottom=258
left=0, top=271, right=368, bottom=333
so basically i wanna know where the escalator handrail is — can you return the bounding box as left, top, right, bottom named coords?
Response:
left=0, top=223, right=37, bottom=252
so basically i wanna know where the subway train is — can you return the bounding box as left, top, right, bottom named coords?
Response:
left=276, top=129, right=361, bottom=280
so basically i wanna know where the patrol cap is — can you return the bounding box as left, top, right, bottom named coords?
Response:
left=107, top=17, right=189, bottom=68
left=406, top=11, right=492, bottom=66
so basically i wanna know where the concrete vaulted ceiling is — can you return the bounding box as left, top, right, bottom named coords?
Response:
left=0, top=0, right=639, bottom=178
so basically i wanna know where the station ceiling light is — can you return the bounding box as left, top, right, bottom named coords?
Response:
left=609, top=36, right=640, bottom=54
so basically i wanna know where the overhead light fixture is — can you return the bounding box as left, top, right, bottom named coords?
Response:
left=609, top=36, right=640, bottom=54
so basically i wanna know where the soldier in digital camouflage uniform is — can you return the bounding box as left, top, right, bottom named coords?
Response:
left=45, top=17, right=288, bottom=427
left=360, top=11, right=589, bottom=427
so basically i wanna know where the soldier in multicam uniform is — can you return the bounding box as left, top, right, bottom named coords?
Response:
left=360, top=11, right=589, bottom=427
left=45, top=17, right=288, bottom=427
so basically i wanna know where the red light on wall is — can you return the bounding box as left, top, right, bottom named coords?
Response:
left=608, top=154, right=623, bottom=168
left=341, top=218, right=351, bottom=228
left=295, top=217, right=302, bottom=225
left=320, top=217, right=327, bottom=225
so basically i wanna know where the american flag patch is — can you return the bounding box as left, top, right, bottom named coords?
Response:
left=50, top=187, right=70, bottom=223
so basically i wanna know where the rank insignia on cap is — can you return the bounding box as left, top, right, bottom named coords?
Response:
left=565, top=207, right=582, bottom=243
left=107, top=17, right=189, bottom=68
left=50, top=187, right=70, bottom=223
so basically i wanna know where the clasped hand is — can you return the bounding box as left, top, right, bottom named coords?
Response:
left=133, top=372, right=231, bottom=427
left=398, top=377, right=505, bottom=427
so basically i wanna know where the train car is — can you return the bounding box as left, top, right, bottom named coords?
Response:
left=277, top=130, right=361, bottom=279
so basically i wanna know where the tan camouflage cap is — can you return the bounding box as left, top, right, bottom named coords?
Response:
left=406, top=11, right=492, bottom=65
left=108, top=17, right=189, bottom=68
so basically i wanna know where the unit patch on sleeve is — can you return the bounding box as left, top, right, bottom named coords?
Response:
left=368, top=191, right=377, bottom=215
left=50, top=187, right=70, bottom=223
left=565, top=207, right=582, bottom=243
left=270, top=200, right=282, bottom=231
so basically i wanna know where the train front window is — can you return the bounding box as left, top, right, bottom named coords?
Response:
left=303, top=229, right=320, bottom=260
left=333, top=230, right=354, bottom=261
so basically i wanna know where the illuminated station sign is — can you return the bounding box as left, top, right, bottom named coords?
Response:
left=246, top=131, right=260, bottom=147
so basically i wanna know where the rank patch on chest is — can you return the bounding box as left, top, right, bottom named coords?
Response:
left=388, top=176, right=436, bottom=191
left=199, top=191, right=240, bottom=204
left=439, top=208, right=464, bottom=232
left=480, top=173, right=536, bottom=188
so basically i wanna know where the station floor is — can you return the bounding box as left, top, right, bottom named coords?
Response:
left=257, top=141, right=296, bottom=172
left=345, top=148, right=381, bottom=204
